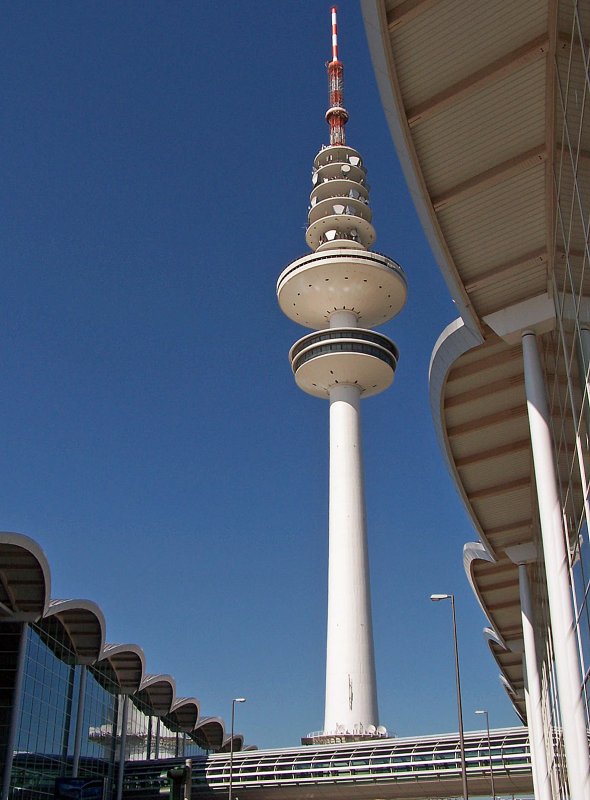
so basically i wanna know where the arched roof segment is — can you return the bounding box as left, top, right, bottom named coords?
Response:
left=0, top=532, right=51, bottom=620
left=464, top=543, right=522, bottom=648
left=360, top=1, right=481, bottom=333
left=167, top=698, right=200, bottom=732
left=137, top=674, right=176, bottom=716
left=97, top=643, right=145, bottom=693
left=429, top=321, right=492, bottom=553
left=219, top=733, right=243, bottom=753
left=193, top=717, right=224, bottom=751
left=499, top=675, right=526, bottom=726
left=484, top=627, right=526, bottom=722
left=463, top=541, right=496, bottom=614
left=44, top=599, right=106, bottom=664
left=465, top=542, right=524, bottom=722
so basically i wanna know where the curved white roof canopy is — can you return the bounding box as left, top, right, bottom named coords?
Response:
left=220, top=733, right=244, bottom=754
left=137, top=674, right=176, bottom=716
left=97, top=643, right=146, bottom=694
left=193, top=717, right=225, bottom=751
left=464, top=543, right=525, bottom=714
left=167, top=697, right=200, bottom=733
left=0, top=531, right=51, bottom=620
left=44, top=599, right=106, bottom=664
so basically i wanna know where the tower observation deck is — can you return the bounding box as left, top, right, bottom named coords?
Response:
left=277, top=8, right=407, bottom=745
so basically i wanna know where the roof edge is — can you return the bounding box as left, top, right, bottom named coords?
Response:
left=428, top=321, right=494, bottom=553
left=360, top=0, right=481, bottom=333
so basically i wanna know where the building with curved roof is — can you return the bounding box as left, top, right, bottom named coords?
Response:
left=362, top=1, right=590, bottom=798
left=0, top=532, right=251, bottom=800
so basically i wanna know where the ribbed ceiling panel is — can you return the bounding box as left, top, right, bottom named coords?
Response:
left=413, top=62, right=546, bottom=196
left=389, top=0, right=547, bottom=108
left=437, top=168, right=546, bottom=282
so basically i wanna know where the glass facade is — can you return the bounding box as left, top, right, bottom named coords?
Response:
left=7, top=623, right=119, bottom=800
left=533, top=2, right=590, bottom=797
left=2, top=616, right=208, bottom=800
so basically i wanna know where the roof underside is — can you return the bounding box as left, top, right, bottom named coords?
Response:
left=364, top=0, right=590, bottom=715
left=0, top=534, right=50, bottom=619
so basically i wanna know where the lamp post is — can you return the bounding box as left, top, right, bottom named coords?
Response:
left=228, top=698, right=245, bottom=800
left=475, top=709, right=495, bottom=800
left=431, top=593, right=468, bottom=800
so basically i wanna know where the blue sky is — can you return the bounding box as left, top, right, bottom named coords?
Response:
left=2, top=1, right=521, bottom=749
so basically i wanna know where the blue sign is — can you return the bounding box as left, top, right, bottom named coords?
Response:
left=54, top=778, right=105, bottom=800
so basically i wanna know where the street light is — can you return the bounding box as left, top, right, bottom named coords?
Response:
left=431, top=593, right=468, bottom=800
left=228, top=698, right=246, bottom=800
left=475, top=709, right=495, bottom=800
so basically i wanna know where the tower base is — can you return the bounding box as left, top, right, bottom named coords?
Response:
left=301, top=728, right=388, bottom=746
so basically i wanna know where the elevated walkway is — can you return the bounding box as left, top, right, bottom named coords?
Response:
left=124, top=726, right=533, bottom=799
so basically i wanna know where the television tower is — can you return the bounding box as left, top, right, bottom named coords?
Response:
left=277, top=8, right=407, bottom=744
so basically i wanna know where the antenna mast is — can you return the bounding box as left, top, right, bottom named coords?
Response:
left=326, top=6, right=348, bottom=146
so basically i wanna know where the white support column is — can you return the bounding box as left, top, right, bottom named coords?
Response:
left=329, top=309, right=358, bottom=328
left=324, top=382, right=378, bottom=735
left=71, top=665, right=87, bottom=777
left=115, top=694, right=129, bottom=800
left=155, top=716, right=161, bottom=758
left=506, top=545, right=553, bottom=800
left=146, top=715, right=153, bottom=760
left=522, top=330, right=590, bottom=799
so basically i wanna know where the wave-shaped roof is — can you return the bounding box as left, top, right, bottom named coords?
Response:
left=0, top=531, right=51, bottom=619
left=137, top=674, right=176, bottom=716
left=45, top=598, right=106, bottom=663
left=0, top=533, right=250, bottom=750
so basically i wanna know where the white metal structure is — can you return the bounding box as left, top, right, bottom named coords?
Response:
left=277, top=10, right=407, bottom=744
left=361, top=0, right=590, bottom=796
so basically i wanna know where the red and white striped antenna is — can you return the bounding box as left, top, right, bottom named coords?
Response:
left=331, top=5, right=339, bottom=62
left=326, top=6, right=348, bottom=145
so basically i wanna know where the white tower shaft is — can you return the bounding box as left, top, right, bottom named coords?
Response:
left=277, top=10, right=407, bottom=745
left=325, top=382, right=378, bottom=735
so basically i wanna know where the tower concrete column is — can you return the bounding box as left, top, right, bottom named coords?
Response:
left=522, top=330, right=590, bottom=799
left=325, top=383, right=377, bottom=735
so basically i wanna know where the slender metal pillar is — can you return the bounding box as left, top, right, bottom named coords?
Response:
left=229, top=698, right=245, bottom=800
left=325, top=382, right=378, bottom=735
left=522, top=330, right=590, bottom=799
left=516, top=559, right=552, bottom=800
left=115, top=694, right=129, bottom=800
left=61, top=663, right=76, bottom=762
left=146, top=715, right=153, bottom=760
left=72, top=666, right=87, bottom=777
left=450, top=596, right=469, bottom=800
left=484, top=715, right=495, bottom=800
left=431, top=594, right=468, bottom=799
left=475, top=710, right=495, bottom=800
left=155, top=716, right=161, bottom=758
left=1, top=623, right=28, bottom=800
